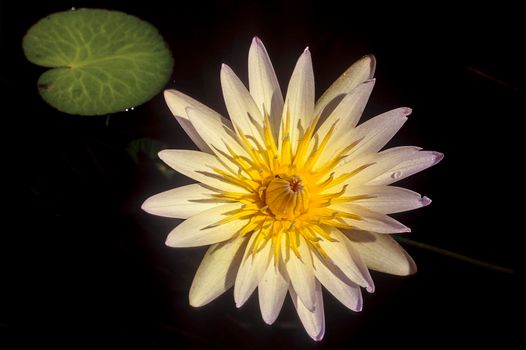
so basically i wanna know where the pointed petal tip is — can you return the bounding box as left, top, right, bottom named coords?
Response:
left=365, top=274, right=376, bottom=293
left=188, top=296, right=203, bottom=308
left=140, top=197, right=152, bottom=212
left=221, top=63, right=231, bottom=72
left=304, top=46, right=310, bottom=53
left=163, top=89, right=188, bottom=104
left=250, top=36, right=269, bottom=56
left=165, top=236, right=174, bottom=247
left=390, top=252, right=418, bottom=276
left=393, top=221, right=412, bottom=233
left=262, top=314, right=277, bottom=325
left=421, top=196, right=432, bottom=206
left=408, top=260, right=418, bottom=275
left=398, top=252, right=418, bottom=276
left=433, top=152, right=445, bottom=164
left=411, top=263, right=418, bottom=274
left=220, top=63, right=236, bottom=79
left=189, top=282, right=212, bottom=308
left=311, top=332, right=325, bottom=342
left=234, top=289, right=248, bottom=309
left=163, top=89, right=175, bottom=97
left=355, top=300, right=363, bottom=312
left=403, top=107, right=413, bottom=116
left=157, top=149, right=169, bottom=161
left=163, top=89, right=179, bottom=110
left=361, top=53, right=376, bottom=62
left=164, top=230, right=184, bottom=247
left=360, top=54, right=377, bottom=78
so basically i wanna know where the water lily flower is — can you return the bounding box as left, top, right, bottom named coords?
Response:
left=142, top=37, right=443, bottom=340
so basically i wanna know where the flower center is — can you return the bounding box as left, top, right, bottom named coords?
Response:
left=265, top=175, right=310, bottom=220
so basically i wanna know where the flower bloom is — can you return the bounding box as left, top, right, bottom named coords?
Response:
left=142, top=37, right=442, bottom=340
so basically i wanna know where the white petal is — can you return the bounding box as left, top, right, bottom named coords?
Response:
left=343, top=185, right=431, bottom=214
left=164, top=89, right=231, bottom=153
left=312, top=79, right=376, bottom=165
left=158, top=149, right=249, bottom=193
left=290, top=282, right=325, bottom=341
left=368, top=151, right=444, bottom=186
left=317, top=226, right=374, bottom=290
left=314, top=54, right=376, bottom=120
left=280, top=48, right=314, bottom=151
left=312, top=252, right=362, bottom=311
left=331, top=203, right=411, bottom=233
left=317, top=79, right=375, bottom=139
left=283, top=235, right=316, bottom=311
left=234, top=234, right=273, bottom=308
left=186, top=106, right=250, bottom=172
left=344, top=107, right=411, bottom=162
left=189, top=236, right=249, bottom=307
left=165, top=203, right=248, bottom=247
left=258, top=255, right=289, bottom=325
left=248, top=37, right=284, bottom=138
left=344, top=230, right=417, bottom=276
left=141, top=184, right=224, bottom=219
left=329, top=146, right=422, bottom=190
left=221, top=64, right=265, bottom=143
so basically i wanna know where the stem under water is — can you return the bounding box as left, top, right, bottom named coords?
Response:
left=395, top=236, right=514, bottom=275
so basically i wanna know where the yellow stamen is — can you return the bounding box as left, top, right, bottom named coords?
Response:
left=265, top=175, right=309, bottom=220
left=211, top=102, right=367, bottom=260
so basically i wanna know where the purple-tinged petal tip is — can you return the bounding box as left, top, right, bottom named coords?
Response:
left=421, top=196, right=432, bottom=206
left=433, top=152, right=445, bottom=164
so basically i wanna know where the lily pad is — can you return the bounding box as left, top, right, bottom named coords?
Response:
left=23, top=8, right=173, bottom=115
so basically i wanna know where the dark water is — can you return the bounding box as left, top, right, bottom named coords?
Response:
left=1, top=1, right=522, bottom=348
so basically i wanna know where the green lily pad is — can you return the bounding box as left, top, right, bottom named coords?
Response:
left=23, top=8, right=173, bottom=116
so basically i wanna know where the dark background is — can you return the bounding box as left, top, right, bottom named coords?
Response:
left=1, top=1, right=522, bottom=348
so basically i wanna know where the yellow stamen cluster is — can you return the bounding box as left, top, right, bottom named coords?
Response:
left=213, top=110, right=372, bottom=261
left=265, top=175, right=309, bottom=220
